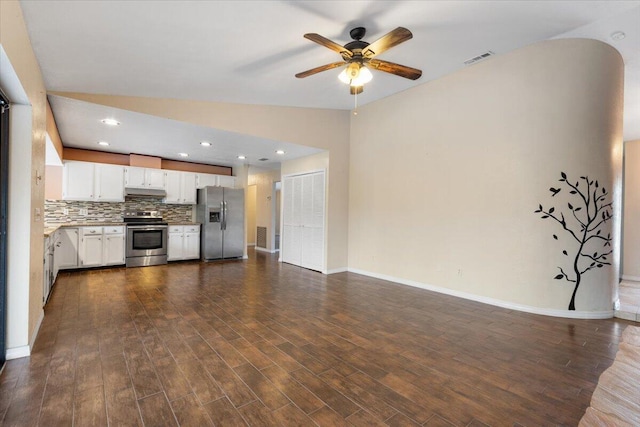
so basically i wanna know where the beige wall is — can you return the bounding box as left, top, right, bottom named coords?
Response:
left=55, top=93, right=351, bottom=271
left=623, top=139, right=640, bottom=279
left=45, top=165, right=62, bottom=200
left=246, top=185, right=257, bottom=245
left=349, top=39, right=623, bottom=314
left=1, top=0, right=47, bottom=353
left=248, top=170, right=281, bottom=252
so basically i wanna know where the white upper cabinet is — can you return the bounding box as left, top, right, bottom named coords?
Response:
left=63, top=161, right=124, bottom=202
left=124, top=166, right=145, bottom=187
left=63, top=161, right=95, bottom=200
left=124, top=166, right=165, bottom=189
left=196, top=173, right=217, bottom=188
left=196, top=173, right=236, bottom=189
left=95, top=164, right=125, bottom=202
left=146, top=169, right=165, bottom=189
left=181, top=172, right=197, bottom=204
left=164, top=170, right=182, bottom=203
left=218, top=175, right=236, bottom=188
left=164, top=170, right=196, bottom=204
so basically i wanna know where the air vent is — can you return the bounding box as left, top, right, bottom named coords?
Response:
left=258, top=158, right=269, bottom=162
left=257, top=226, right=267, bottom=248
left=464, top=51, right=494, bottom=66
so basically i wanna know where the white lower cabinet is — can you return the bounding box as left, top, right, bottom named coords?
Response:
left=168, top=229, right=184, bottom=261
left=103, top=226, right=125, bottom=265
left=168, top=225, right=200, bottom=261
left=43, top=236, right=51, bottom=304
left=80, top=227, right=104, bottom=267
left=184, top=231, right=200, bottom=259
left=58, top=226, right=125, bottom=269
left=57, top=228, right=79, bottom=269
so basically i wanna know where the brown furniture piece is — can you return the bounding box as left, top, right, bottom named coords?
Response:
left=579, top=325, right=640, bottom=426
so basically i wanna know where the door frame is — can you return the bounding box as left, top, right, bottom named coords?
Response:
left=0, top=90, right=10, bottom=368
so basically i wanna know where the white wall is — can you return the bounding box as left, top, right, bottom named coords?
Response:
left=349, top=39, right=623, bottom=317
left=6, top=105, right=39, bottom=356
left=1, top=0, right=48, bottom=358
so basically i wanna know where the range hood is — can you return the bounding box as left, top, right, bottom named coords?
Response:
left=124, top=187, right=167, bottom=197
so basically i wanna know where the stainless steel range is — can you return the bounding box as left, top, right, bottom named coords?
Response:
left=123, top=211, right=168, bottom=267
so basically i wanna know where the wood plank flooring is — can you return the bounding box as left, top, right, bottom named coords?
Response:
left=0, top=249, right=634, bottom=426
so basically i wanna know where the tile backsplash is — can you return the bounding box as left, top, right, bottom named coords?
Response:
left=45, top=197, right=193, bottom=224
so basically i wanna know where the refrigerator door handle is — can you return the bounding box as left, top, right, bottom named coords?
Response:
left=220, top=201, right=225, bottom=230
left=223, top=201, right=228, bottom=230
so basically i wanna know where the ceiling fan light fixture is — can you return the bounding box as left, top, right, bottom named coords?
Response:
left=338, top=63, right=372, bottom=87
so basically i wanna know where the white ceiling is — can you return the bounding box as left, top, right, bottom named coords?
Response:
left=47, top=94, right=322, bottom=169
left=18, top=0, right=640, bottom=166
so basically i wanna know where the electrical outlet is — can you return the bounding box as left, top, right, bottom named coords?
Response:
left=63, top=208, right=69, bottom=215
left=80, top=208, right=88, bottom=216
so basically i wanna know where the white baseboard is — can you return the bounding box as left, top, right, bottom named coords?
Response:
left=255, top=247, right=278, bottom=254
left=325, top=267, right=348, bottom=275
left=347, top=268, right=614, bottom=320
left=6, top=309, right=44, bottom=361
left=6, top=345, right=30, bottom=360
left=621, top=275, right=640, bottom=282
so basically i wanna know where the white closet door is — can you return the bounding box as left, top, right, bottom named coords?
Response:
left=281, top=171, right=325, bottom=272
left=301, top=172, right=325, bottom=271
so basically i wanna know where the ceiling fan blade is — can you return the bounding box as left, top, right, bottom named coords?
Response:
left=295, top=61, right=345, bottom=79
left=367, top=59, right=422, bottom=80
left=304, top=33, right=353, bottom=59
left=350, top=86, right=363, bottom=95
left=362, top=27, right=413, bottom=58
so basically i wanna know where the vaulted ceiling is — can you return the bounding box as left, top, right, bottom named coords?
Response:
left=19, top=1, right=640, bottom=167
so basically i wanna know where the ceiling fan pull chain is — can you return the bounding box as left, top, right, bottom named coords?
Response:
left=353, top=90, right=358, bottom=115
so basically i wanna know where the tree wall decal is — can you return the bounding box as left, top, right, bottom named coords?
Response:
left=535, top=172, right=612, bottom=310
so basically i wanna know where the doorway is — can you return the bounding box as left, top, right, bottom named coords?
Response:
left=0, top=91, right=10, bottom=369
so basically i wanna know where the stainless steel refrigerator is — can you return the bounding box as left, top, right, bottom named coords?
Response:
left=196, top=187, right=245, bottom=260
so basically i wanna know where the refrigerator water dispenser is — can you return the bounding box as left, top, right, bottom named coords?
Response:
left=209, top=209, right=221, bottom=223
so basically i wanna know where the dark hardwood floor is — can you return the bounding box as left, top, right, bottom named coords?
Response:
left=0, top=249, right=634, bottom=426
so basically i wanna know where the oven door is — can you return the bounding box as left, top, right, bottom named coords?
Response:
left=126, top=225, right=168, bottom=258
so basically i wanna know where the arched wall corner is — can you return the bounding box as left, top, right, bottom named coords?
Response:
left=348, top=38, right=624, bottom=318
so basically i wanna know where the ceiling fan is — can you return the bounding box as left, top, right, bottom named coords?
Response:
left=295, top=26, right=422, bottom=95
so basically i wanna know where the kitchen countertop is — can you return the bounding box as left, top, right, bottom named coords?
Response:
left=44, top=221, right=201, bottom=237
left=44, top=222, right=126, bottom=238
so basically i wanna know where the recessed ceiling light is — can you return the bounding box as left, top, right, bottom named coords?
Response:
left=178, top=153, right=189, bottom=157
left=101, top=118, right=120, bottom=126
left=200, top=141, right=211, bottom=147
left=611, top=31, right=626, bottom=41
left=97, top=141, right=110, bottom=146
left=237, top=155, right=246, bottom=160
left=276, top=150, right=285, bottom=155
